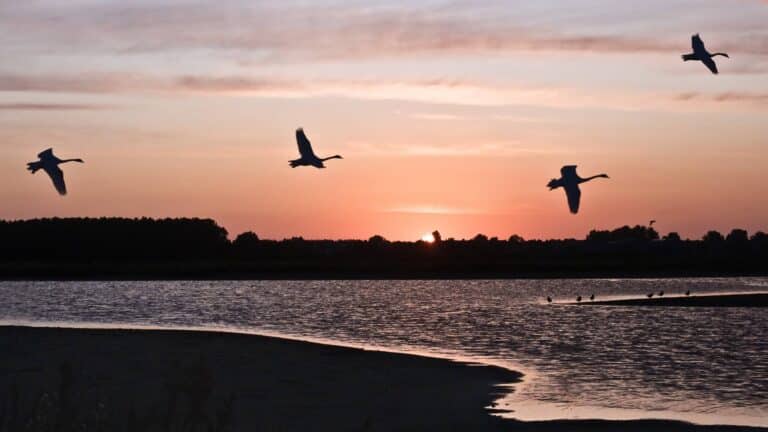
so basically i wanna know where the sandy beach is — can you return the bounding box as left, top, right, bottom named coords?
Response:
left=0, top=326, right=764, bottom=431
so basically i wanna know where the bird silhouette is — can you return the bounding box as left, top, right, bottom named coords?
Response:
left=27, top=148, right=84, bottom=195
left=685, top=290, right=691, bottom=296
left=289, top=128, right=343, bottom=169
left=576, top=295, right=582, bottom=303
left=647, top=293, right=654, bottom=299
left=589, top=294, right=595, bottom=301
left=649, top=220, right=656, bottom=227
left=547, top=165, right=609, bottom=214
left=658, top=290, right=665, bottom=297
left=547, top=296, right=553, bottom=303
left=682, top=34, right=729, bottom=74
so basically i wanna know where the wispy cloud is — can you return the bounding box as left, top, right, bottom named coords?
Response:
left=0, top=74, right=148, bottom=93
left=0, top=102, right=111, bottom=110
left=675, top=91, right=768, bottom=104
left=2, top=72, right=765, bottom=113
left=0, top=2, right=702, bottom=63
left=407, top=112, right=466, bottom=121
left=174, top=76, right=306, bottom=93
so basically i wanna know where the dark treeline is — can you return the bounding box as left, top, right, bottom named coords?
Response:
left=1, top=218, right=767, bottom=278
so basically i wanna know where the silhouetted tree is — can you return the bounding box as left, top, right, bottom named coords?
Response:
left=751, top=232, right=768, bottom=253
left=233, top=231, right=260, bottom=256
left=702, top=230, right=725, bottom=243
left=751, top=231, right=768, bottom=243
left=0, top=217, right=228, bottom=260
left=368, top=235, right=387, bottom=246
left=368, top=235, right=389, bottom=252
left=431, top=230, right=442, bottom=244
left=726, top=229, right=749, bottom=243
left=1, top=219, right=767, bottom=278
left=234, top=231, right=259, bottom=245
left=587, top=225, right=659, bottom=242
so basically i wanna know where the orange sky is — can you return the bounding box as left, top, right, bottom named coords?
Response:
left=2, top=1, right=768, bottom=240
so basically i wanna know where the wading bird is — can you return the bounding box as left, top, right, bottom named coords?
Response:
left=547, top=165, right=609, bottom=214
left=290, top=128, right=343, bottom=168
left=682, top=34, right=729, bottom=74
left=27, top=148, right=84, bottom=195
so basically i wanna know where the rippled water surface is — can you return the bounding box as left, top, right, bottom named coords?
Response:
left=1, top=278, right=767, bottom=425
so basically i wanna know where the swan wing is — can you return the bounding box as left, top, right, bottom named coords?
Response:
left=701, top=56, right=718, bottom=74
left=692, top=34, right=706, bottom=53
left=37, top=148, right=56, bottom=161
left=43, top=165, right=67, bottom=195
left=296, top=128, right=317, bottom=158
left=561, top=165, right=578, bottom=181
left=564, top=183, right=581, bottom=214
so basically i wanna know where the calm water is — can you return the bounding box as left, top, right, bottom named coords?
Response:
left=1, top=278, right=767, bottom=426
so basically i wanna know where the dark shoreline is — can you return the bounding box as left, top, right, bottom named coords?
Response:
left=3, top=218, right=768, bottom=281
left=1, top=325, right=765, bottom=431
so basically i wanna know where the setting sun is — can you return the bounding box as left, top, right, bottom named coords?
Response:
left=421, top=233, right=435, bottom=243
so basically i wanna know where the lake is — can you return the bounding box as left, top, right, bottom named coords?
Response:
left=1, top=278, right=766, bottom=427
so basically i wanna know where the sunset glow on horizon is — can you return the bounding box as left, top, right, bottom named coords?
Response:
left=2, top=1, right=768, bottom=240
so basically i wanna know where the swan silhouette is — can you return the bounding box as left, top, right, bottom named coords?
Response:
left=290, top=128, right=343, bottom=169
left=27, top=148, right=84, bottom=195
left=589, top=294, right=595, bottom=301
left=547, top=166, right=609, bottom=214
left=682, top=34, right=729, bottom=74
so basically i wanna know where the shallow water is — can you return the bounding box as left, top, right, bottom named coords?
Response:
left=1, top=278, right=766, bottom=426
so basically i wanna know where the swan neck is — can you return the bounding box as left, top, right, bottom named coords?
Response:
left=580, top=174, right=605, bottom=183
